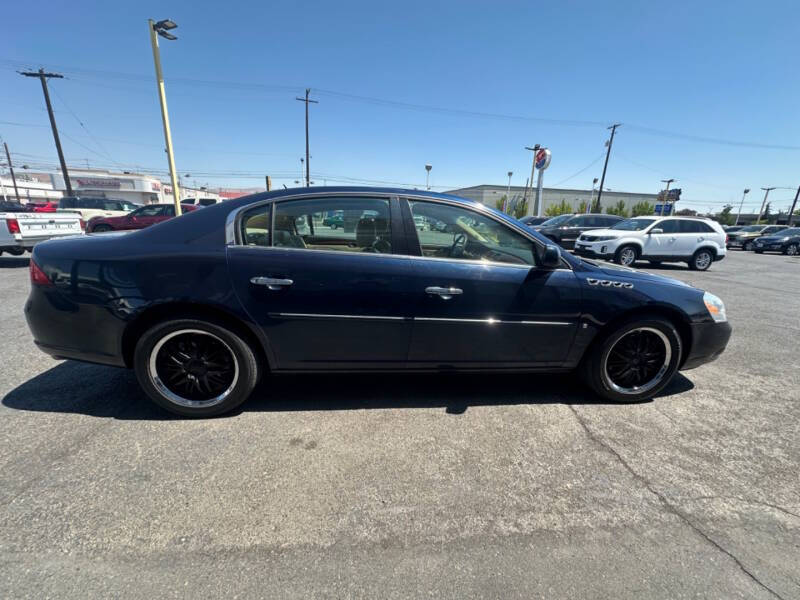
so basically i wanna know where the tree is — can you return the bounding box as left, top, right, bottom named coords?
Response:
left=715, top=204, right=735, bottom=226
left=512, top=197, right=528, bottom=220
left=606, top=200, right=629, bottom=217
left=676, top=208, right=697, bottom=216
left=495, top=195, right=507, bottom=213
left=631, top=201, right=655, bottom=217
left=544, top=199, right=573, bottom=217
left=576, top=200, right=589, bottom=213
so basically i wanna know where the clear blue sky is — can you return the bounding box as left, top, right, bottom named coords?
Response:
left=3, top=0, right=799, bottom=212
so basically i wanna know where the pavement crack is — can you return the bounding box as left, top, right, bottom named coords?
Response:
left=687, top=496, right=800, bottom=521
left=567, top=404, right=787, bottom=600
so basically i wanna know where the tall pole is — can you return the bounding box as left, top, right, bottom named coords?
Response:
left=536, top=167, right=545, bottom=217
left=588, top=177, right=598, bottom=213
left=735, top=188, right=750, bottom=225
left=3, top=143, right=21, bottom=202
left=524, top=145, right=540, bottom=217
left=659, top=178, right=675, bottom=216
left=757, top=187, right=775, bottom=224
left=596, top=123, right=621, bottom=213
left=787, top=185, right=800, bottom=227
left=504, top=171, right=513, bottom=213
left=425, top=164, right=432, bottom=190
left=296, top=89, right=318, bottom=187
left=148, top=20, right=181, bottom=215
left=19, top=69, right=73, bottom=196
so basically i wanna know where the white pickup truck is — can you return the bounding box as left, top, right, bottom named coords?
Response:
left=0, top=210, right=85, bottom=256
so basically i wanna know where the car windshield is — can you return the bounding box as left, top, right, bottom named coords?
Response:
left=611, top=218, right=656, bottom=231
left=775, top=227, right=800, bottom=236
left=540, top=214, right=573, bottom=227
left=738, top=225, right=764, bottom=232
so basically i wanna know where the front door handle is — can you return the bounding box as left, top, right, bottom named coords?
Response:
left=251, top=276, right=294, bottom=291
left=426, top=286, right=463, bottom=300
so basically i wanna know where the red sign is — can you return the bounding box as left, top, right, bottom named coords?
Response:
left=75, top=178, right=121, bottom=189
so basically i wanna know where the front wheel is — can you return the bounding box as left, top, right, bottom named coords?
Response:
left=134, top=318, right=260, bottom=417
left=614, top=245, right=638, bottom=266
left=690, top=248, right=714, bottom=271
left=580, top=316, right=682, bottom=403
left=5, top=247, right=25, bottom=256
left=784, top=243, right=799, bottom=256
left=742, top=241, right=754, bottom=251
left=92, top=224, right=112, bottom=233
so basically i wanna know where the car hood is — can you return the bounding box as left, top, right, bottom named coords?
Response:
left=755, top=235, right=789, bottom=242
left=729, top=231, right=763, bottom=239
left=578, top=228, right=624, bottom=238
left=579, top=257, right=693, bottom=288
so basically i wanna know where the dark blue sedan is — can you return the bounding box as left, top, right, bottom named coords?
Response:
left=24, top=187, right=731, bottom=416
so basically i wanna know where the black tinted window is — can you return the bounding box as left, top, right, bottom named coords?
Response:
left=601, top=216, right=621, bottom=226
left=240, top=204, right=271, bottom=247
left=59, top=197, right=76, bottom=208
left=657, top=220, right=680, bottom=233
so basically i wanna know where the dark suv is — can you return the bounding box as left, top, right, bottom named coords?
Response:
left=753, top=227, right=800, bottom=255
left=727, top=225, right=787, bottom=251
left=534, top=213, right=624, bottom=249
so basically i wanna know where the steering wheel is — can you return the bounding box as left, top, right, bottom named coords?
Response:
left=450, top=233, right=467, bottom=258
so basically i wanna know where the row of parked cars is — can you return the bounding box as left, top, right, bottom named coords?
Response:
left=724, top=224, right=800, bottom=255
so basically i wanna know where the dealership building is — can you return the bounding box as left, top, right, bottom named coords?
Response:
left=445, top=184, right=660, bottom=216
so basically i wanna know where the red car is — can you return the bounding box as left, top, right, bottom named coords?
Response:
left=87, top=203, right=196, bottom=233
left=31, top=201, right=59, bottom=213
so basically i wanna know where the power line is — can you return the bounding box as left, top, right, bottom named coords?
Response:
left=549, top=152, right=606, bottom=187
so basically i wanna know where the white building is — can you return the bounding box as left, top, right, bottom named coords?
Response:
left=0, top=173, right=62, bottom=204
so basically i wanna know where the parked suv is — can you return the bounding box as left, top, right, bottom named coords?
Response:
left=573, top=216, right=727, bottom=270
left=59, top=196, right=138, bottom=220
left=726, top=224, right=788, bottom=251
left=534, top=213, right=624, bottom=249
left=752, top=227, right=800, bottom=255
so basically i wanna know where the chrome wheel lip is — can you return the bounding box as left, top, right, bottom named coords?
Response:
left=695, top=251, right=712, bottom=269
left=602, top=327, right=672, bottom=395
left=148, top=329, right=239, bottom=408
left=619, top=248, right=636, bottom=266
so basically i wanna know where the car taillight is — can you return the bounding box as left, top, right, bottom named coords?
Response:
left=6, top=218, right=20, bottom=234
left=725, top=234, right=729, bottom=244
left=79, top=219, right=86, bottom=231
left=30, top=259, right=52, bottom=286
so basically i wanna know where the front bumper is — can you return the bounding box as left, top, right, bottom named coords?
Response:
left=573, top=242, right=614, bottom=259
left=753, top=241, right=784, bottom=252
left=681, top=321, right=732, bottom=370
left=727, top=238, right=755, bottom=248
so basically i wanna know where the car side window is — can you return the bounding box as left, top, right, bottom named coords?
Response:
left=162, top=206, right=175, bottom=217
left=136, top=205, right=162, bottom=217
left=602, top=216, right=620, bottom=227
left=273, top=197, right=392, bottom=253
left=408, top=200, right=535, bottom=266
left=677, top=220, right=699, bottom=233
left=240, top=204, right=271, bottom=247
left=657, top=219, right=679, bottom=233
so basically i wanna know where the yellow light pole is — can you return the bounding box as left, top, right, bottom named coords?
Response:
left=148, top=18, right=181, bottom=215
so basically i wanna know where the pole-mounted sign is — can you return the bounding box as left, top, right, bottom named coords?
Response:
left=535, top=148, right=551, bottom=216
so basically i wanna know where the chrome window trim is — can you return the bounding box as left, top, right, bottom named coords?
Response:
left=224, top=190, right=573, bottom=271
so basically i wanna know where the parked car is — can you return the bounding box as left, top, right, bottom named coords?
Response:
left=519, top=216, right=549, bottom=227
left=573, top=216, right=727, bottom=270
left=752, top=227, right=800, bottom=255
left=87, top=203, right=196, bottom=233
left=727, top=224, right=788, bottom=251
left=533, top=213, right=624, bottom=249
left=183, top=197, right=222, bottom=207
left=1, top=209, right=84, bottom=255
left=723, top=225, right=744, bottom=233
left=31, top=201, right=58, bottom=213
left=322, top=212, right=344, bottom=228
left=0, top=201, right=34, bottom=213
left=58, top=196, right=138, bottom=221
left=25, top=187, right=731, bottom=417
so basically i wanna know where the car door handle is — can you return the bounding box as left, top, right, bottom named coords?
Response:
left=426, top=286, right=463, bottom=300
left=669, top=237, right=677, bottom=242
left=698, top=237, right=705, bottom=242
left=250, top=276, right=293, bottom=291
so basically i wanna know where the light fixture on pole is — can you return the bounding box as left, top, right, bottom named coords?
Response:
left=504, top=171, right=513, bottom=213
left=425, top=164, right=432, bottom=190
left=735, top=188, right=750, bottom=225
left=589, top=177, right=599, bottom=213
left=148, top=17, right=182, bottom=215
left=757, top=187, right=776, bottom=224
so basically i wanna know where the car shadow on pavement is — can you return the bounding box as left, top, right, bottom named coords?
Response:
left=0, top=256, right=30, bottom=268
left=2, top=361, right=695, bottom=420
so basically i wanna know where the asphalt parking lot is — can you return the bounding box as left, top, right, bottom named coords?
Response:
left=1, top=250, right=798, bottom=599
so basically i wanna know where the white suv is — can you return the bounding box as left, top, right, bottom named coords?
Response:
left=573, top=216, right=727, bottom=270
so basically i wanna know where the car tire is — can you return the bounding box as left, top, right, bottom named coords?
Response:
left=614, top=245, right=638, bottom=266
left=92, top=224, right=113, bottom=233
left=743, top=241, right=754, bottom=251
left=6, top=247, right=25, bottom=256
left=784, top=243, right=799, bottom=256
left=134, top=318, right=260, bottom=417
left=754, top=249, right=764, bottom=254
left=580, top=316, right=682, bottom=403
left=689, top=248, right=714, bottom=271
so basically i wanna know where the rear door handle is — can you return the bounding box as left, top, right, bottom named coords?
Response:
left=426, top=286, right=463, bottom=300
left=251, top=276, right=293, bottom=291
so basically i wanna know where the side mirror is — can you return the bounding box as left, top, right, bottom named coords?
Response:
left=538, top=243, right=562, bottom=268
left=650, top=228, right=663, bottom=234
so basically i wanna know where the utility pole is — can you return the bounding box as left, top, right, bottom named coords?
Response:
left=596, top=123, right=621, bottom=213
left=787, top=185, right=800, bottom=227
left=524, top=144, right=540, bottom=216
left=296, top=89, right=318, bottom=187
left=148, top=18, right=182, bottom=215
left=425, top=164, right=432, bottom=190
left=3, top=142, right=21, bottom=202
left=588, top=177, right=598, bottom=213
left=504, top=171, right=513, bottom=213
left=19, top=69, right=73, bottom=196
left=757, top=187, right=775, bottom=224
left=659, top=178, right=675, bottom=216
left=265, top=175, right=272, bottom=191
left=735, top=188, right=750, bottom=225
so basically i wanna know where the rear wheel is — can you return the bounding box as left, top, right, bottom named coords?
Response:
left=690, top=248, right=714, bottom=271
left=743, top=240, right=754, bottom=251
left=784, top=243, right=799, bottom=256
left=580, top=316, right=682, bottom=403
left=5, top=247, right=25, bottom=256
left=614, top=245, right=638, bottom=266
left=92, top=224, right=112, bottom=233
left=134, top=318, right=259, bottom=417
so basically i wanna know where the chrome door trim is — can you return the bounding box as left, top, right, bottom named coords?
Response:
left=274, top=312, right=406, bottom=321
left=271, top=313, right=570, bottom=325
left=415, top=317, right=571, bottom=325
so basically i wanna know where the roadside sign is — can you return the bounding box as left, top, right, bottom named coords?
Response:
left=535, top=148, right=551, bottom=170
left=655, top=203, right=673, bottom=215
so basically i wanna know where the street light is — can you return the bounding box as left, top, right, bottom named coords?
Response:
left=425, top=164, right=432, bottom=191
left=504, top=171, right=513, bottom=213
left=757, top=187, right=776, bottom=224
left=589, top=177, right=599, bottom=213
left=735, top=188, right=750, bottom=225
left=660, top=178, right=676, bottom=216
left=148, top=17, right=182, bottom=214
